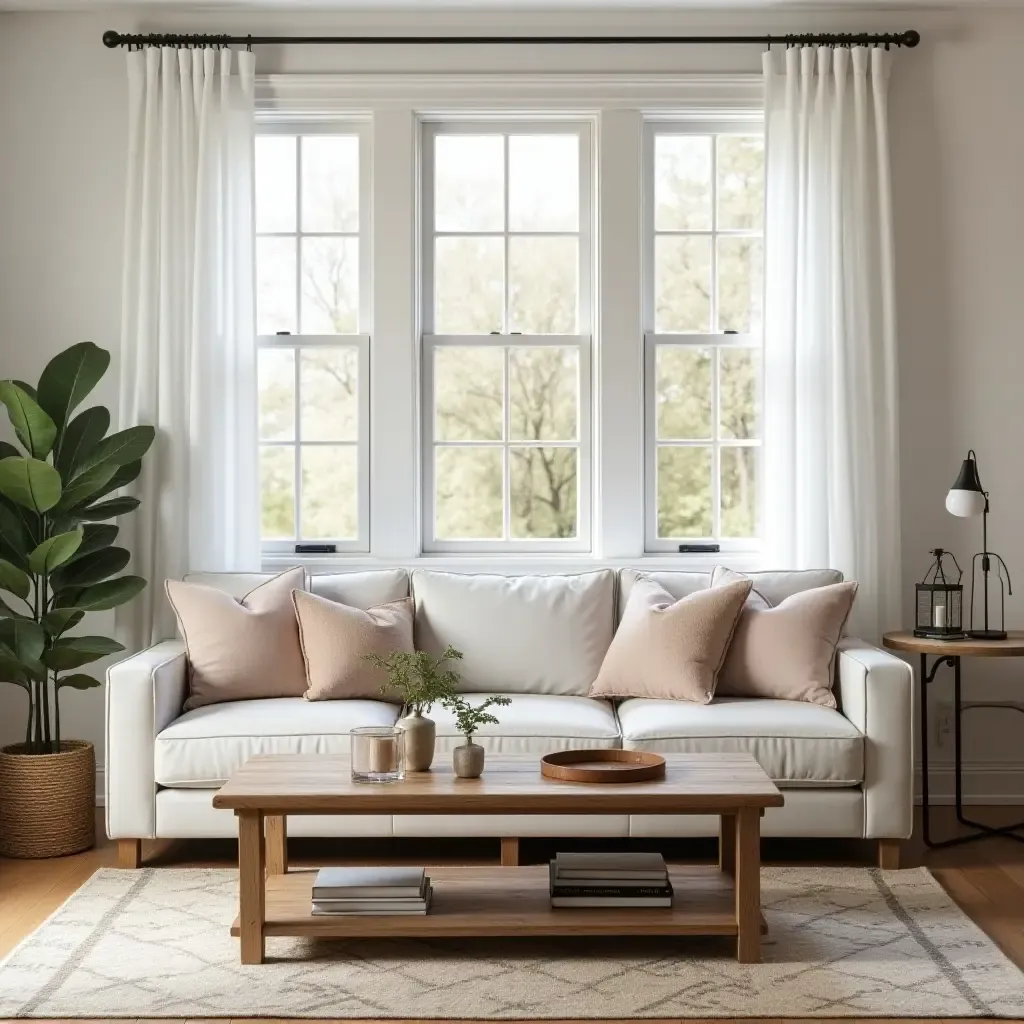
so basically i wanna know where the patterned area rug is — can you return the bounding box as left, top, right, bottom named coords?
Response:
left=2, top=866, right=1024, bottom=1018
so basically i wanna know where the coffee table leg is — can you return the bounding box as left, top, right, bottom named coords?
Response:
left=238, top=810, right=266, bottom=965
left=719, top=814, right=736, bottom=875
left=735, top=807, right=761, bottom=963
left=266, top=815, right=288, bottom=876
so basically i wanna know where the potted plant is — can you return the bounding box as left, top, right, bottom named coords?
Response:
left=443, top=694, right=511, bottom=779
left=364, top=645, right=462, bottom=771
left=0, top=342, right=153, bottom=858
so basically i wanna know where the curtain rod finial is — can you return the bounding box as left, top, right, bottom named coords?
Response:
left=102, top=30, right=121, bottom=48
left=903, top=30, right=921, bottom=47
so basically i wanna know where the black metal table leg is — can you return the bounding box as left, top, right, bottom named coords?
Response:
left=919, top=653, right=1024, bottom=848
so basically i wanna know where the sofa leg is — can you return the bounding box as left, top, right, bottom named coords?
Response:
left=118, top=839, right=142, bottom=869
left=501, top=837, right=519, bottom=866
left=877, top=839, right=901, bottom=870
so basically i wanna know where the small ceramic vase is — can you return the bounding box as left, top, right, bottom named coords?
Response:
left=453, top=741, right=485, bottom=779
left=397, top=708, right=436, bottom=772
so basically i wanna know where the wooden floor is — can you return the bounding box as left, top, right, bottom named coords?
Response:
left=2, top=806, right=1024, bottom=1024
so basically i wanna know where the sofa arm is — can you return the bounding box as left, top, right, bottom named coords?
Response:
left=105, top=640, right=188, bottom=839
left=836, top=637, right=914, bottom=839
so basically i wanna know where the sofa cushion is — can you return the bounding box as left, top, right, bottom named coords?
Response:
left=183, top=568, right=409, bottom=607
left=154, top=697, right=400, bottom=788
left=428, top=693, right=621, bottom=754
left=412, top=570, right=615, bottom=695
left=617, top=697, right=862, bottom=788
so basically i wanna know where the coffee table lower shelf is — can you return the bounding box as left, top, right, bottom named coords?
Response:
left=231, top=865, right=760, bottom=941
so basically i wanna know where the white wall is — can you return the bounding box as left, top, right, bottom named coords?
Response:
left=0, top=5, right=1022, bottom=802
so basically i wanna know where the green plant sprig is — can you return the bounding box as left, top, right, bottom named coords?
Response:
left=364, top=644, right=463, bottom=715
left=443, top=694, right=512, bottom=742
left=0, top=343, right=154, bottom=754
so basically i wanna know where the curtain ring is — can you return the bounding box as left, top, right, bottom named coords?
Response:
left=246, top=34, right=253, bottom=52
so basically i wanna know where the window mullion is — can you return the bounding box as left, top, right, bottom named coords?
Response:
left=292, top=347, right=302, bottom=543
left=503, top=345, right=511, bottom=542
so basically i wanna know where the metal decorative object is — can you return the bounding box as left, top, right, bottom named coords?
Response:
left=914, top=548, right=965, bottom=640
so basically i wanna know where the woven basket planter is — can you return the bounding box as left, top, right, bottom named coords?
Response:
left=0, top=741, right=95, bottom=859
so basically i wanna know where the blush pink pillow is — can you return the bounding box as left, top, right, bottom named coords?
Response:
left=166, top=567, right=308, bottom=710
left=712, top=566, right=858, bottom=707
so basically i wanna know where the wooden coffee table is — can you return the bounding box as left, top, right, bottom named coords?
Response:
left=212, top=751, right=782, bottom=965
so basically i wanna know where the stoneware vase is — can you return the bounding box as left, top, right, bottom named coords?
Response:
left=453, top=741, right=485, bottom=779
left=397, top=708, right=436, bottom=772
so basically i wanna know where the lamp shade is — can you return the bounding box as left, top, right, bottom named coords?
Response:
left=945, top=452, right=986, bottom=518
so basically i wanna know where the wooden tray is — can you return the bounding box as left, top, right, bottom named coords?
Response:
left=540, top=749, right=666, bottom=783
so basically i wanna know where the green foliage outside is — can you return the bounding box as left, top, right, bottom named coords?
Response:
left=0, top=343, right=154, bottom=754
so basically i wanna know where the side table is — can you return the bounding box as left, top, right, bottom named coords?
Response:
left=882, top=630, right=1024, bottom=848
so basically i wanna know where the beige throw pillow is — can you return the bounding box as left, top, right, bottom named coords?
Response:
left=292, top=589, right=414, bottom=701
left=166, top=567, right=308, bottom=711
left=589, top=576, right=752, bottom=703
left=712, top=566, right=858, bottom=707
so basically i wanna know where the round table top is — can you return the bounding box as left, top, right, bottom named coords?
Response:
left=882, top=630, right=1024, bottom=657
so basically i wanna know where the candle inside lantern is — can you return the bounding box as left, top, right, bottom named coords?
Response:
left=933, top=604, right=947, bottom=629
left=350, top=726, right=405, bottom=783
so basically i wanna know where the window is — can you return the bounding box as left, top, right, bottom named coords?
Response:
left=421, top=123, right=592, bottom=552
left=644, top=123, right=764, bottom=552
left=254, top=125, right=370, bottom=553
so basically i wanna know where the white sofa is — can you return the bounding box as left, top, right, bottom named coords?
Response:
left=105, top=567, right=913, bottom=867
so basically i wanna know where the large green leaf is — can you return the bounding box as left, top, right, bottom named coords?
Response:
left=0, top=502, right=28, bottom=569
left=0, top=653, right=29, bottom=685
left=0, top=457, right=62, bottom=512
left=36, top=342, right=110, bottom=428
left=0, top=558, right=30, bottom=599
left=0, top=382, right=57, bottom=459
left=73, top=426, right=155, bottom=479
left=78, top=460, right=141, bottom=507
left=51, top=545, right=129, bottom=589
left=62, top=523, right=118, bottom=564
left=44, top=635, right=124, bottom=670
left=12, top=380, right=37, bottom=401
left=0, top=618, right=45, bottom=664
left=71, top=496, right=140, bottom=521
left=27, top=528, right=83, bottom=575
left=54, top=462, right=118, bottom=513
left=0, top=442, right=20, bottom=461
left=0, top=595, right=29, bottom=619
left=71, top=575, right=146, bottom=611
left=42, top=608, right=84, bottom=637
left=57, top=673, right=102, bottom=690
left=56, top=406, right=110, bottom=477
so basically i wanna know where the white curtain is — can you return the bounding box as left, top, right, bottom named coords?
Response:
left=762, top=46, right=901, bottom=641
left=116, top=47, right=260, bottom=650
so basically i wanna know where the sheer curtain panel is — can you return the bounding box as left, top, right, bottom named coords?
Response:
left=117, top=47, right=260, bottom=650
left=762, top=46, right=901, bottom=641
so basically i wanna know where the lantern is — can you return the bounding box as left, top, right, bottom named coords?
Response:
left=914, top=548, right=965, bottom=640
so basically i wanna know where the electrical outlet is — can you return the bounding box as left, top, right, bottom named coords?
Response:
left=935, top=701, right=953, bottom=749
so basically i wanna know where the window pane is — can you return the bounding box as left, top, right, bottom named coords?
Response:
left=258, top=349, right=294, bottom=442
left=717, top=236, right=762, bottom=334
left=511, top=447, right=577, bottom=539
left=509, top=135, right=578, bottom=231
left=301, top=135, right=359, bottom=233
left=720, top=348, right=760, bottom=440
left=435, top=347, right=503, bottom=442
left=435, top=236, right=504, bottom=334
left=509, top=348, right=578, bottom=441
left=435, top=135, right=504, bottom=232
left=300, top=348, right=359, bottom=442
left=301, top=445, right=358, bottom=540
left=656, top=346, right=711, bottom=440
left=717, top=135, right=764, bottom=231
left=655, top=135, right=711, bottom=231
left=657, top=446, right=712, bottom=537
left=435, top=447, right=503, bottom=539
left=260, top=445, right=294, bottom=539
left=721, top=446, right=758, bottom=538
left=655, top=235, right=711, bottom=333
left=508, top=236, right=577, bottom=334
left=255, top=135, right=295, bottom=233
left=256, top=236, right=296, bottom=335
left=300, top=236, right=358, bottom=334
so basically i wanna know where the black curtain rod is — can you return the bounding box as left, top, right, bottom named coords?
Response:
left=102, top=29, right=920, bottom=50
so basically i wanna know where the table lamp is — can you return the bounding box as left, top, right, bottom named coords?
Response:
left=945, top=449, right=1012, bottom=640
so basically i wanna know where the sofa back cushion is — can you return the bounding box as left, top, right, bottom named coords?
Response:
left=183, top=569, right=410, bottom=608
left=412, top=569, right=615, bottom=696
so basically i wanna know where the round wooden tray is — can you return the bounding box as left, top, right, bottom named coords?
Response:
left=540, top=749, right=666, bottom=783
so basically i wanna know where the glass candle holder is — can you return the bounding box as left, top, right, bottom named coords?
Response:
left=350, top=726, right=405, bottom=783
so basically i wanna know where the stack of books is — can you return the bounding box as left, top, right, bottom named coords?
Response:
left=549, top=852, right=673, bottom=908
left=311, top=866, right=433, bottom=916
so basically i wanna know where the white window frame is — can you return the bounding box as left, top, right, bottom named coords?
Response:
left=420, top=119, right=594, bottom=554
left=255, top=119, right=372, bottom=555
left=642, top=118, right=764, bottom=555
